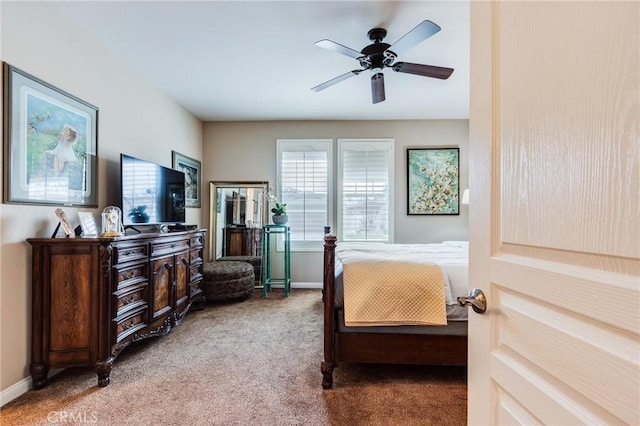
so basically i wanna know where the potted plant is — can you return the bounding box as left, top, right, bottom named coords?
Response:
left=128, top=205, right=150, bottom=223
left=270, top=202, right=288, bottom=225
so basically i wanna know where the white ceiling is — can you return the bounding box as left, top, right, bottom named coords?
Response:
left=53, top=1, right=469, bottom=121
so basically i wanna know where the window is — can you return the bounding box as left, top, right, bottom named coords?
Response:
left=276, top=140, right=332, bottom=251
left=338, top=139, right=394, bottom=242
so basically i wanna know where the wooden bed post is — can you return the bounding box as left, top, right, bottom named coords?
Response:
left=321, top=230, right=337, bottom=389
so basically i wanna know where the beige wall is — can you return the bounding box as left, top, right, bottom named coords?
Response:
left=202, top=120, right=469, bottom=282
left=0, top=2, right=202, bottom=394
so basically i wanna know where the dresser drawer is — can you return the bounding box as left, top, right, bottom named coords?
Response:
left=190, top=248, right=203, bottom=264
left=114, top=263, right=148, bottom=289
left=151, top=240, right=190, bottom=257
left=114, top=243, right=148, bottom=264
left=189, top=278, right=203, bottom=298
left=190, top=265, right=203, bottom=282
left=190, top=234, right=204, bottom=248
left=114, top=282, right=148, bottom=316
left=114, top=306, right=148, bottom=343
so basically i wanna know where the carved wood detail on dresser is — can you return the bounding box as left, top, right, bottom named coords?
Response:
left=27, top=229, right=206, bottom=388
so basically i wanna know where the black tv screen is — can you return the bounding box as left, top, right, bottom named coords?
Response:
left=120, top=154, right=186, bottom=226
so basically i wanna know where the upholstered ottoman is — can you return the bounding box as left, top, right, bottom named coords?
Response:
left=203, top=261, right=255, bottom=302
left=218, top=256, right=262, bottom=286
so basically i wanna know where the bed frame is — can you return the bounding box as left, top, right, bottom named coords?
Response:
left=321, top=232, right=468, bottom=389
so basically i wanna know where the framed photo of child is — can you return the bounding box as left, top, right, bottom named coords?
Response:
left=54, top=208, right=75, bottom=238
left=3, top=62, right=98, bottom=206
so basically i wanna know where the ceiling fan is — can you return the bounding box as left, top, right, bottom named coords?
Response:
left=311, top=20, right=454, bottom=104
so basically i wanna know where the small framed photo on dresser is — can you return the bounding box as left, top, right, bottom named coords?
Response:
left=78, top=212, right=98, bottom=237
left=54, top=208, right=75, bottom=237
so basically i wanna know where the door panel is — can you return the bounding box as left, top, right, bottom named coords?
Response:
left=469, top=1, right=639, bottom=425
left=174, top=251, right=190, bottom=308
left=491, top=255, right=638, bottom=333
left=491, top=353, right=616, bottom=425
left=151, top=256, right=173, bottom=319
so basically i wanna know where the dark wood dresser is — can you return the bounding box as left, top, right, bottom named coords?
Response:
left=223, top=226, right=262, bottom=256
left=27, top=229, right=206, bottom=388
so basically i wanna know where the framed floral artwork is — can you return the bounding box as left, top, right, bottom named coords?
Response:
left=3, top=62, right=98, bottom=206
left=407, top=148, right=459, bottom=215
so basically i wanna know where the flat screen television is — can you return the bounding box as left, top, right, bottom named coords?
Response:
left=120, top=153, right=186, bottom=226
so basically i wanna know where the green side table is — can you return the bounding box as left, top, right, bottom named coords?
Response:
left=261, top=225, right=291, bottom=297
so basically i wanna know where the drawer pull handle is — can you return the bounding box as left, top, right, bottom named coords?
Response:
left=121, top=294, right=138, bottom=305
left=121, top=319, right=136, bottom=330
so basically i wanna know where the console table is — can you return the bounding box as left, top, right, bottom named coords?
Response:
left=27, top=229, right=206, bottom=388
left=261, top=225, right=290, bottom=297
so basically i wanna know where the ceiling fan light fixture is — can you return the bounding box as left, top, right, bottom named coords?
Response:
left=371, top=71, right=385, bottom=104
left=383, top=50, right=397, bottom=65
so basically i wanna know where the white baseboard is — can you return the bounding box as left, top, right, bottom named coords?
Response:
left=292, top=282, right=322, bottom=289
left=262, top=282, right=321, bottom=290
left=1, top=368, right=63, bottom=407
left=0, top=376, right=31, bottom=407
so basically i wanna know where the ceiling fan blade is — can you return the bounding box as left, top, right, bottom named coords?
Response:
left=371, top=72, right=385, bottom=104
left=387, top=20, right=441, bottom=56
left=315, top=39, right=363, bottom=59
left=311, top=69, right=364, bottom=92
left=392, top=62, right=454, bottom=79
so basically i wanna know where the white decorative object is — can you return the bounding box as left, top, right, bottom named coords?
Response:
left=78, top=212, right=98, bottom=237
left=461, top=189, right=469, bottom=205
left=101, top=206, right=124, bottom=237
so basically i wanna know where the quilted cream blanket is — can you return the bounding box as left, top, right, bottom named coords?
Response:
left=343, top=260, right=447, bottom=326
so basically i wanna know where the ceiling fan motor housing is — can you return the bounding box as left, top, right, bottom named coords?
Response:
left=360, top=42, right=393, bottom=69
left=367, top=27, right=387, bottom=42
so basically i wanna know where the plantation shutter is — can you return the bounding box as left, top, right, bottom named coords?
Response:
left=338, top=139, right=394, bottom=242
left=277, top=140, right=332, bottom=250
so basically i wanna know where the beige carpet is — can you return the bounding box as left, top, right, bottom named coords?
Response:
left=1, top=289, right=467, bottom=425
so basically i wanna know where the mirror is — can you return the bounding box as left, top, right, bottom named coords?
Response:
left=208, top=181, right=269, bottom=261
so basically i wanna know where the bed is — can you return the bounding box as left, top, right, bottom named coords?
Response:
left=321, top=232, right=469, bottom=389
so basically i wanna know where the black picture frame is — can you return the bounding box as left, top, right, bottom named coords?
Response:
left=3, top=63, right=98, bottom=206
left=407, top=147, right=460, bottom=215
left=172, top=151, right=201, bottom=208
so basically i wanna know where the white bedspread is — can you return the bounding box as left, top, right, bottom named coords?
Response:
left=336, top=241, right=469, bottom=307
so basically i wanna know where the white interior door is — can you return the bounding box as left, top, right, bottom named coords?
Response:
left=468, top=2, right=639, bottom=425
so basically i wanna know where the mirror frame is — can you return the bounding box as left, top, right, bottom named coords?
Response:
left=208, top=181, right=270, bottom=261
